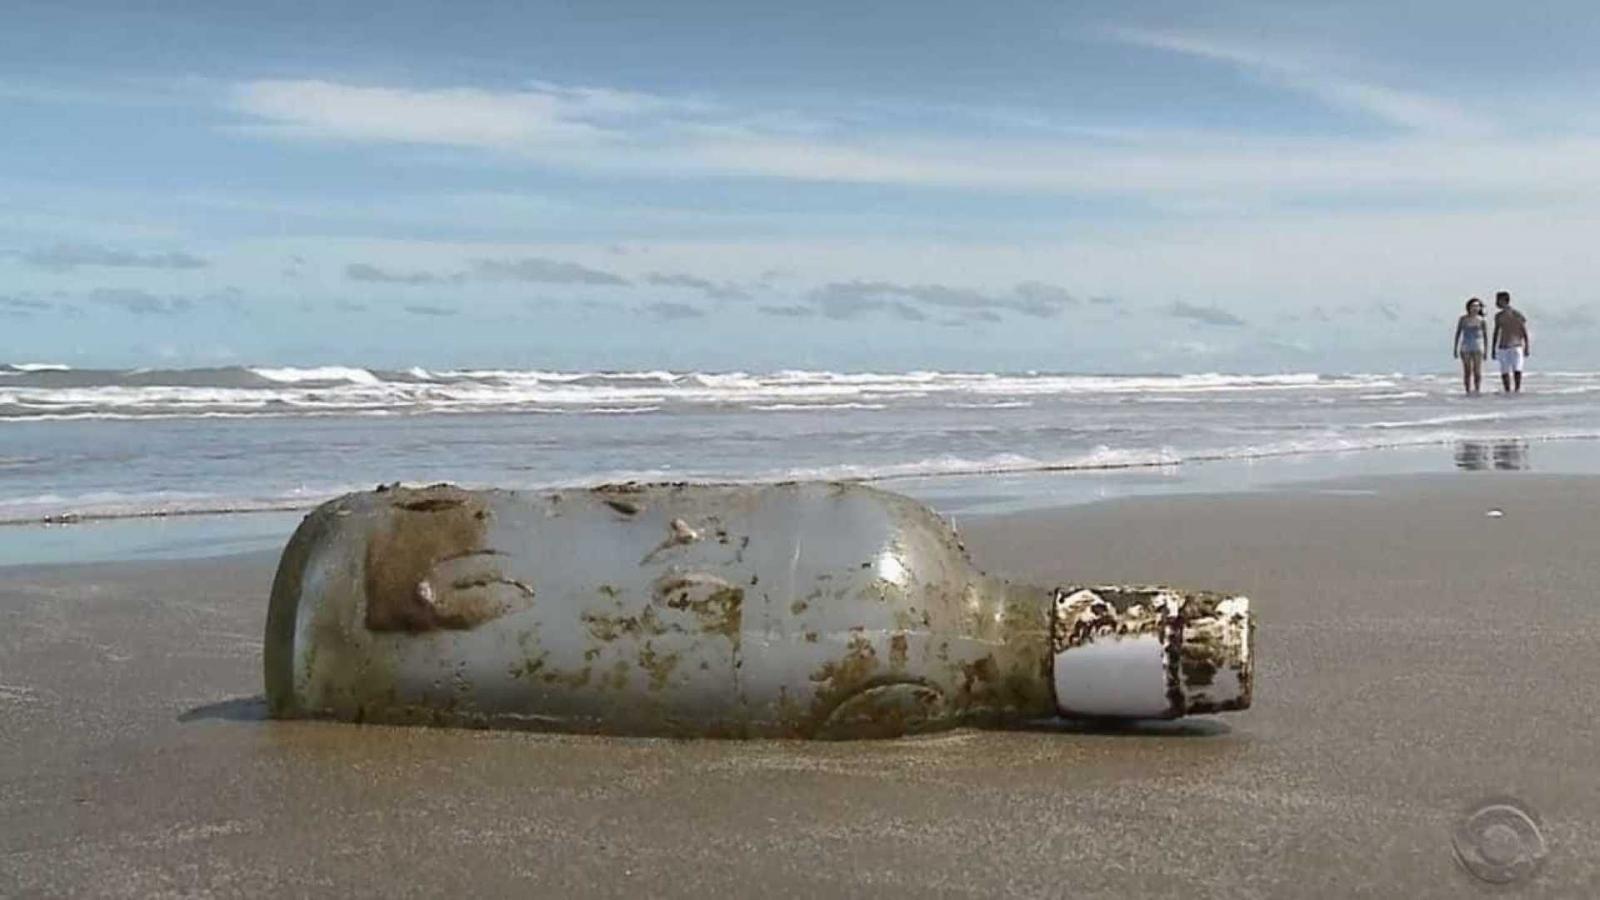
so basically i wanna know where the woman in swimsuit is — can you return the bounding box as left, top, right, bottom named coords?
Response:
left=1453, top=297, right=1487, bottom=395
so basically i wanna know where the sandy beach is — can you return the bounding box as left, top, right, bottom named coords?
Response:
left=3, top=473, right=1598, bottom=897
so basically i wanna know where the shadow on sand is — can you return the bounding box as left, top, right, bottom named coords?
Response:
left=175, top=696, right=1230, bottom=737
left=179, top=695, right=269, bottom=723
left=1016, top=716, right=1232, bottom=738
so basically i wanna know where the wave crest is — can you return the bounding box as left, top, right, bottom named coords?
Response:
left=0, top=365, right=1393, bottom=420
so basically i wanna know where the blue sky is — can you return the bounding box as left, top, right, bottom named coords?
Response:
left=3, top=0, right=1598, bottom=372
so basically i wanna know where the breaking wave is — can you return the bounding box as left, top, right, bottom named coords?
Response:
left=0, top=364, right=1389, bottom=420
left=8, top=363, right=1600, bottom=525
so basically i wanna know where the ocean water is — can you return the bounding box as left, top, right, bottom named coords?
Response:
left=5, top=364, right=1600, bottom=531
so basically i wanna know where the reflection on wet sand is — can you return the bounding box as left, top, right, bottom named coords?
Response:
left=1455, top=439, right=1531, bottom=471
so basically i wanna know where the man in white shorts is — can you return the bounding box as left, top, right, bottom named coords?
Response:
left=1490, top=291, right=1530, bottom=394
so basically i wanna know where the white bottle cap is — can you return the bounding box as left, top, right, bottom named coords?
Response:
left=1051, top=586, right=1253, bottom=719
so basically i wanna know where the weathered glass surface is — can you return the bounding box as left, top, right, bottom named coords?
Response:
left=266, top=482, right=1252, bottom=738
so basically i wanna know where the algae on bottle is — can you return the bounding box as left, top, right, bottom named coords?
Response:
left=266, top=481, right=1252, bottom=738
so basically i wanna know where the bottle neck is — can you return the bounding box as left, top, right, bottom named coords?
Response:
left=1048, top=586, right=1253, bottom=719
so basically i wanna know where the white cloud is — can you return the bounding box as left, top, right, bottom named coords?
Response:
left=227, top=78, right=731, bottom=155
left=682, top=130, right=1600, bottom=206
left=1105, top=26, right=1486, bottom=136
left=221, top=76, right=1600, bottom=208
left=521, top=80, right=715, bottom=118
left=230, top=80, right=619, bottom=148
left=804, top=280, right=1077, bottom=320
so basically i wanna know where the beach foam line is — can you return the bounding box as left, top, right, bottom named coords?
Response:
left=0, top=498, right=320, bottom=527
left=1359, top=391, right=1429, bottom=400
left=748, top=402, right=890, bottom=411
left=765, top=432, right=1600, bottom=486
left=0, top=365, right=1386, bottom=390
left=0, top=363, right=72, bottom=373
left=1361, top=410, right=1550, bottom=429
left=9, top=432, right=1599, bottom=527
left=0, top=367, right=1431, bottom=420
left=250, top=366, right=382, bottom=385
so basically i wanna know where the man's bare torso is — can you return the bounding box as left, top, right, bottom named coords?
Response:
left=1495, top=308, right=1528, bottom=348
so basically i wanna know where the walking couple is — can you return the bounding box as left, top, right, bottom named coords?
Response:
left=1453, top=291, right=1530, bottom=396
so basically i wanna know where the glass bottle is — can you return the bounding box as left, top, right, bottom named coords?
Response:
left=266, top=482, right=1252, bottom=738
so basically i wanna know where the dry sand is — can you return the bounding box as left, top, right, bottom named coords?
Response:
left=2, top=473, right=1598, bottom=897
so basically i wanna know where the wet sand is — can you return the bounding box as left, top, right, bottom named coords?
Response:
left=2, top=474, right=1598, bottom=897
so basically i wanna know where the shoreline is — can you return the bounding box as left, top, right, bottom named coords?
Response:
left=7, top=430, right=1598, bottom=525
left=7, top=435, right=1600, bottom=568
left=3, top=472, right=1597, bottom=895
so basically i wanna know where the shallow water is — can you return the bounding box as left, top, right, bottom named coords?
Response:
left=5, top=364, right=1599, bottom=526
left=5, top=437, right=1596, bottom=567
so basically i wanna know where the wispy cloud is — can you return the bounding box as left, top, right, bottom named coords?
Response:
left=1157, top=338, right=1225, bottom=358
left=642, top=301, right=706, bottom=320
left=1106, top=26, right=1484, bottom=136
left=346, top=262, right=457, bottom=285
left=757, top=304, right=815, bottom=318
left=83, top=288, right=195, bottom=315
left=0, top=295, right=54, bottom=318
left=1011, top=281, right=1079, bottom=315
left=219, top=75, right=1600, bottom=206
left=1166, top=300, right=1246, bottom=327
left=227, top=78, right=727, bottom=158
left=231, top=80, right=614, bottom=148
left=806, top=280, right=1077, bottom=320
left=810, top=290, right=927, bottom=323
left=645, top=272, right=750, bottom=301
left=403, top=304, right=458, bottom=317
left=16, top=243, right=209, bottom=272
left=471, top=257, right=629, bottom=286
left=342, top=257, right=629, bottom=287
